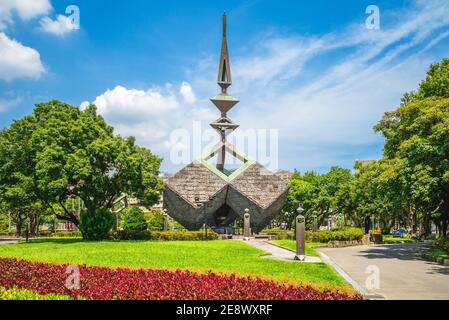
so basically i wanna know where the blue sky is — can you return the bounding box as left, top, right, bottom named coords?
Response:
left=1, top=0, right=449, bottom=173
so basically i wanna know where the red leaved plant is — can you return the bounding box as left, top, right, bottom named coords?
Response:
left=0, top=258, right=362, bottom=300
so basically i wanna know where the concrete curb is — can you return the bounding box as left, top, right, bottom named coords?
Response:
left=318, top=251, right=385, bottom=300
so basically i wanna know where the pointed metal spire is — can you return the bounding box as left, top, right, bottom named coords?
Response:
left=218, top=13, right=232, bottom=93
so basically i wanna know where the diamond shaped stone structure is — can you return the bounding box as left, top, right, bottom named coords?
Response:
left=164, top=14, right=289, bottom=233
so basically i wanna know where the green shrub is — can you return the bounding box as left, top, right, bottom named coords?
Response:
left=54, top=231, right=82, bottom=238
left=116, top=230, right=151, bottom=241
left=306, top=228, right=364, bottom=243
left=79, top=208, right=115, bottom=241
left=435, top=236, right=449, bottom=253
left=145, top=210, right=164, bottom=231
left=151, top=230, right=218, bottom=241
left=262, top=228, right=289, bottom=234
left=274, top=233, right=293, bottom=240
left=121, top=206, right=148, bottom=232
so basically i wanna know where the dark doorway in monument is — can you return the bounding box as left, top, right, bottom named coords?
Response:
left=212, top=204, right=238, bottom=234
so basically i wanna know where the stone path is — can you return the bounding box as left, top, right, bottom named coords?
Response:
left=242, top=239, right=322, bottom=263
left=0, top=238, right=19, bottom=245
left=318, top=243, right=449, bottom=300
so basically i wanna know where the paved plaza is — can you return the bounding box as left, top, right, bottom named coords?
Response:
left=318, top=243, right=449, bottom=300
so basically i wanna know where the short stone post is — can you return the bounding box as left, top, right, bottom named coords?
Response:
left=312, top=212, right=318, bottom=232
left=243, top=209, right=251, bottom=241
left=295, top=213, right=306, bottom=261
left=163, top=210, right=169, bottom=232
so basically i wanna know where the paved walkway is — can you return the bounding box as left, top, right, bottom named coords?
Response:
left=0, top=238, right=19, bottom=245
left=242, top=239, right=322, bottom=263
left=318, top=243, right=449, bottom=300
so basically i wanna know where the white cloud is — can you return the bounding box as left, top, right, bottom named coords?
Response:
left=0, top=32, right=45, bottom=81
left=87, top=83, right=218, bottom=157
left=79, top=101, right=90, bottom=111
left=179, top=82, right=197, bottom=104
left=0, top=0, right=51, bottom=29
left=0, top=96, right=22, bottom=112
left=93, top=85, right=180, bottom=120
left=39, top=14, right=77, bottom=36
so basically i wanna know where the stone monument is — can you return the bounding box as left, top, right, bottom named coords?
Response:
left=163, top=14, right=290, bottom=233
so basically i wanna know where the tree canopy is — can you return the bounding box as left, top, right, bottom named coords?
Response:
left=0, top=100, right=163, bottom=238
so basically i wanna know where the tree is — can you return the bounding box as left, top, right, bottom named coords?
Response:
left=121, top=206, right=148, bottom=232
left=284, top=167, right=353, bottom=229
left=0, top=117, right=43, bottom=236
left=375, top=58, right=449, bottom=237
left=0, top=100, right=164, bottom=239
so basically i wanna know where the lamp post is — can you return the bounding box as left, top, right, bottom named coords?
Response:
left=295, top=204, right=306, bottom=261
left=243, top=209, right=251, bottom=241
left=312, top=211, right=318, bottom=232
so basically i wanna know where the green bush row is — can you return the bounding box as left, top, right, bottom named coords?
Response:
left=274, top=228, right=365, bottom=243
left=111, top=230, right=218, bottom=241
left=151, top=230, right=218, bottom=241
left=54, top=231, right=82, bottom=238
left=435, top=236, right=449, bottom=253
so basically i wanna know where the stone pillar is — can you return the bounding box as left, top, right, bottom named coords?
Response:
left=163, top=210, right=169, bottom=232
left=243, top=209, right=251, bottom=240
left=295, top=214, right=306, bottom=261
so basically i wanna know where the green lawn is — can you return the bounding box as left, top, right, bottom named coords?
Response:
left=270, top=240, right=326, bottom=257
left=0, top=287, right=71, bottom=300
left=0, top=239, right=348, bottom=289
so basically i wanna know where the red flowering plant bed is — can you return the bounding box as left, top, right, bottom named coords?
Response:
left=0, top=258, right=362, bottom=300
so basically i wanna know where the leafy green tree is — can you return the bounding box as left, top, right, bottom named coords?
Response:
left=0, top=100, right=164, bottom=239
left=146, top=210, right=164, bottom=231
left=283, top=167, right=353, bottom=229
left=402, top=58, right=449, bottom=104
left=121, top=206, right=148, bottom=232
left=375, top=58, right=449, bottom=236
left=0, top=117, right=43, bottom=236
left=80, top=208, right=115, bottom=240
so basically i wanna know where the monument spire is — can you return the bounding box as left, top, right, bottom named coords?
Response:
left=210, top=13, right=240, bottom=172
left=218, top=13, right=232, bottom=94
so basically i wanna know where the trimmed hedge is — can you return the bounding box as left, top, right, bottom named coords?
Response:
left=111, top=230, right=219, bottom=241
left=0, top=258, right=362, bottom=300
left=54, top=231, right=82, bottom=238
left=151, top=231, right=218, bottom=241
left=275, top=228, right=365, bottom=243
left=307, top=228, right=365, bottom=243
